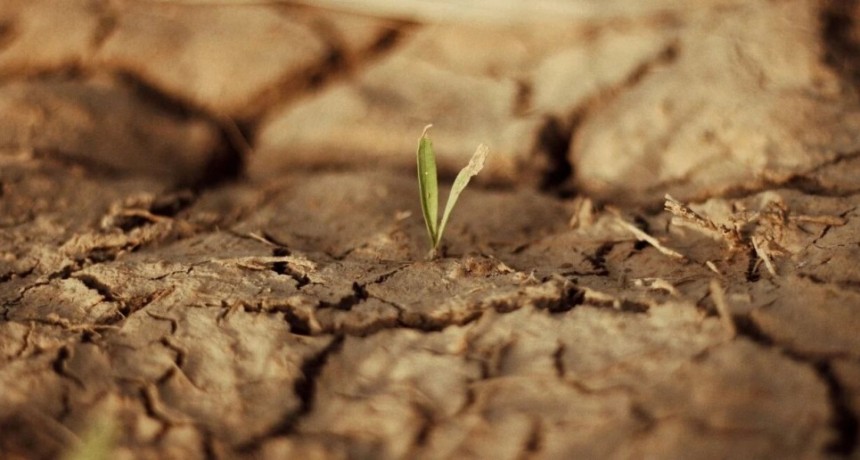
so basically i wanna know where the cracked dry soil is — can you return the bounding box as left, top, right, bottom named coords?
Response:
left=2, top=0, right=860, bottom=459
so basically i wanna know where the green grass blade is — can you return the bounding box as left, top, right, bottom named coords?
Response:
left=64, top=416, right=116, bottom=460
left=417, top=125, right=438, bottom=247
left=437, top=144, right=488, bottom=247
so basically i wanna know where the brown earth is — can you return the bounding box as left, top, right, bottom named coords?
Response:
left=1, top=0, right=860, bottom=459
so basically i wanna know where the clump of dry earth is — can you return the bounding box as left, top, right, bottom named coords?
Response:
left=1, top=0, right=860, bottom=458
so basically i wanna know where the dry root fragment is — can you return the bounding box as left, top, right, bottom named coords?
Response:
left=245, top=231, right=278, bottom=247
left=751, top=236, right=778, bottom=277
left=791, top=215, right=847, bottom=226
left=394, top=210, right=412, bottom=221
left=664, top=194, right=743, bottom=249
left=705, top=260, right=722, bottom=276
left=614, top=217, right=686, bottom=260
left=665, top=194, right=847, bottom=278
left=633, top=277, right=680, bottom=296
left=568, top=196, right=595, bottom=229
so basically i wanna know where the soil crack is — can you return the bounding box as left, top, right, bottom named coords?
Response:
left=242, top=335, right=344, bottom=448
left=318, top=281, right=368, bottom=311
left=73, top=273, right=117, bottom=303
left=538, top=40, right=680, bottom=192
left=51, top=346, right=85, bottom=389
left=815, top=361, right=860, bottom=455
left=90, top=0, right=119, bottom=51
left=552, top=341, right=567, bottom=379
left=518, top=418, right=544, bottom=460
left=822, top=0, right=860, bottom=88
left=271, top=248, right=311, bottom=288
left=733, top=311, right=859, bottom=456
left=113, top=72, right=246, bottom=187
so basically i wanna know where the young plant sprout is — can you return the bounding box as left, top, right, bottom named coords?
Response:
left=417, top=125, right=489, bottom=258
left=65, top=415, right=116, bottom=460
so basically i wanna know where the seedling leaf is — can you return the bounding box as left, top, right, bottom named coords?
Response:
left=416, top=126, right=489, bottom=258
left=64, top=415, right=116, bottom=460
left=437, top=143, right=488, bottom=246
left=417, top=125, right=439, bottom=247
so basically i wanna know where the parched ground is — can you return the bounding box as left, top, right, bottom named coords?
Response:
left=2, top=0, right=860, bottom=459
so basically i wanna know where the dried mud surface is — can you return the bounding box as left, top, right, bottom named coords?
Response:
left=2, top=1, right=860, bottom=459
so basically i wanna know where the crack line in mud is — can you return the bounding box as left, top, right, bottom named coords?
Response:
left=318, top=281, right=368, bottom=310
left=816, top=361, right=860, bottom=455
left=138, top=384, right=190, bottom=443
left=822, top=0, right=860, bottom=88
left=584, top=242, right=615, bottom=277
left=732, top=312, right=859, bottom=455
left=0, top=18, right=16, bottom=53
left=113, top=71, right=246, bottom=187
left=228, top=11, right=414, bottom=136
left=295, top=4, right=412, bottom=75
left=239, top=335, right=345, bottom=451
left=0, top=265, right=35, bottom=285
left=33, top=261, right=595, bottom=341
left=536, top=40, right=679, bottom=193
left=533, top=116, right=575, bottom=191
left=519, top=418, right=544, bottom=459
left=689, top=152, right=860, bottom=203
left=10, top=321, right=37, bottom=360
left=810, top=206, right=857, bottom=248
left=282, top=308, right=313, bottom=336
left=410, top=402, right=436, bottom=449
left=156, top=337, right=199, bottom=389
left=52, top=346, right=85, bottom=389
left=73, top=273, right=118, bottom=304
left=552, top=341, right=567, bottom=379
left=74, top=274, right=176, bottom=325
left=201, top=431, right=220, bottom=460
left=367, top=263, right=411, bottom=285
left=91, top=0, right=119, bottom=50
left=798, top=272, right=860, bottom=294
left=146, top=311, right=180, bottom=334
left=270, top=248, right=311, bottom=288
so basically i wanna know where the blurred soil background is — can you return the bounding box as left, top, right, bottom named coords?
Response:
left=2, top=0, right=860, bottom=458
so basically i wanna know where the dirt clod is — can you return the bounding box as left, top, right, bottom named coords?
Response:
left=2, top=1, right=860, bottom=459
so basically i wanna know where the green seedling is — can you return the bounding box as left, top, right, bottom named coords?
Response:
left=64, top=415, right=116, bottom=460
left=417, top=125, right=488, bottom=258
